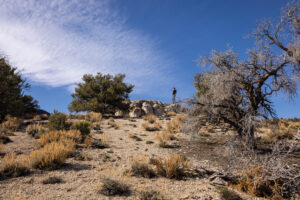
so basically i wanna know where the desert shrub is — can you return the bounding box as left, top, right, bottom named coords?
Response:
left=99, top=177, right=130, bottom=196
left=29, top=140, right=75, bottom=170
left=86, top=112, right=102, bottom=122
left=74, top=121, right=91, bottom=139
left=165, top=114, right=185, bottom=134
left=38, top=130, right=81, bottom=146
left=127, top=156, right=155, bottom=178
left=216, top=186, right=242, bottom=200
left=155, top=130, right=176, bottom=146
left=0, top=153, right=30, bottom=179
left=143, top=115, right=157, bottom=124
left=152, top=155, right=189, bottom=179
left=142, top=122, right=161, bottom=132
left=0, top=115, right=22, bottom=132
left=234, top=166, right=287, bottom=199
left=26, top=124, right=47, bottom=138
left=84, top=135, right=93, bottom=147
left=108, top=117, right=119, bottom=129
left=48, top=110, right=71, bottom=131
left=138, top=189, right=165, bottom=200
left=42, top=176, right=64, bottom=184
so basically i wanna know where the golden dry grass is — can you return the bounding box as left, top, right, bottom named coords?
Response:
left=127, top=155, right=155, bottom=178
left=84, top=135, right=93, bottom=147
left=38, top=130, right=81, bottom=146
left=234, top=166, right=285, bottom=199
left=152, top=155, right=189, bottom=179
left=29, top=140, right=75, bottom=170
left=0, top=115, right=22, bottom=132
left=166, top=111, right=176, bottom=117
left=26, top=124, right=47, bottom=137
left=108, top=117, right=119, bottom=129
left=0, top=153, right=30, bottom=178
left=143, top=115, right=157, bottom=124
left=86, top=112, right=102, bottom=123
left=259, top=119, right=298, bottom=143
left=155, top=130, right=176, bottom=144
left=138, top=188, right=165, bottom=200
left=142, top=121, right=162, bottom=132
left=99, top=133, right=109, bottom=147
left=165, top=114, right=185, bottom=134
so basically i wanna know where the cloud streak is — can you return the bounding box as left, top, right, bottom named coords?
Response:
left=0, top=0, right=173, bottom=95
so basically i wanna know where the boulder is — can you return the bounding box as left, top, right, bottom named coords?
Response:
left=165, top=104, right=181, bottom=113
left=153, top=104, right=164, bottom=116
left=115, top=110, right=124, bottom=117
left=142, top=102, right=153, bottom=115
left=129, top=108, right=142, bottom=118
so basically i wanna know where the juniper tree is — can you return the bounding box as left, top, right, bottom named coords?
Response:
left=0, top=57, right=39, bottom=122
left=69, top=73, right=134, bottom=114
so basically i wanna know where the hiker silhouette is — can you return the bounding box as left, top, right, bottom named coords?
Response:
left=172, top=87, right=177, bottom=104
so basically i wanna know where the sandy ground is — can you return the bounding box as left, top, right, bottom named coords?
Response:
left=0, top=117, right=261, bottom=200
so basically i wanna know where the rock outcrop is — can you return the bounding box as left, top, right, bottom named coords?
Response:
left=128, top=100, right=183, bottom=117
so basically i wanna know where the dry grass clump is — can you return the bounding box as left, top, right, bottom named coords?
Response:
left=259, top=121, right=297, bottom=143
left=108, top=117, right=119, bottom=129
left=152, top=155, right=189, bottom=179
left=86, top=112, right=102, bottom=122
left=127, top=156, right=155, bottom=178
left=73, top=121, right=91, bottom=139
left=166, top=111, right=176, bottom=117
left=83, top=133, right=109, bottom=148
left=155, top=130, right=176, bottom=146
left=42, top=176, right=64, bottom=184
left=143, top=115, right=157, bottom=124
left=216, top=186, right=242, bottom=200
left=138, top=189, right=165, bottom=200
left=165, top=114, right=185, bottom=134
left=98, top=177, right=130, bottom=196
left=0, top=115, right=22, bottom=132
left=142, top=121, right=162, bottom=132
left=128, top=133, right=142, bottom=141
left=99, top=133, right=109, bottom=147
left=0, top=153, right=30, bottom=179
left=234, top=166, right=287, bottom=199
left=29, top=140, right=75, bottom=170
left=38, top=130, right=81, bottom=146
left=26, top=124, right=47, bottom=138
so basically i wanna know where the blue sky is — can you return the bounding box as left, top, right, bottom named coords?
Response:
left=0, top=0, right=299, bottom=117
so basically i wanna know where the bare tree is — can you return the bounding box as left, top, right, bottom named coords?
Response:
left=186, top=1, right=299, bottom=148
left=253, top=0, right=300, bottom=68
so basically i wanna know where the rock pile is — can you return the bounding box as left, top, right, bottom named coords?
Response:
left=127, top=100, right=183, bottom=118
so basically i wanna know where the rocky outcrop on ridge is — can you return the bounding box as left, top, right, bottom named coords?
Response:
left=127, top=100, right=183, bottom=118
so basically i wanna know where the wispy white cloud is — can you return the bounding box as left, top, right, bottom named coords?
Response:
left=0, top=0, right=173, bottom=95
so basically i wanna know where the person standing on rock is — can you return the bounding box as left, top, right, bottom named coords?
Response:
left=172, top=87, right=177, bottom=104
